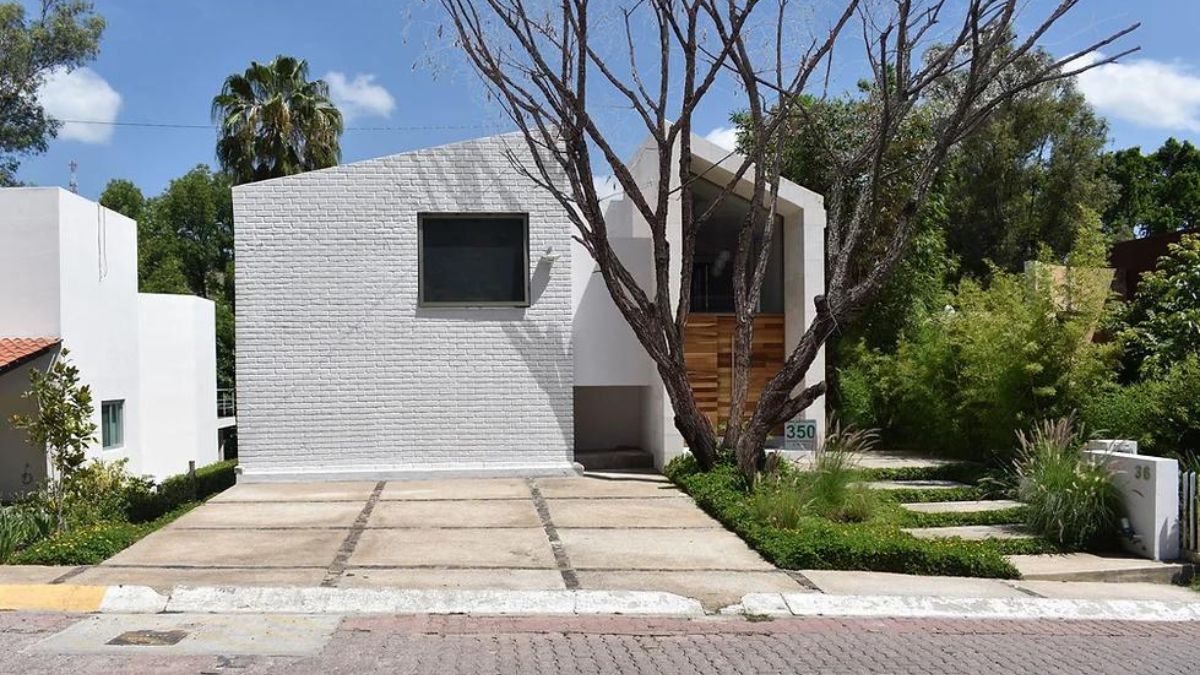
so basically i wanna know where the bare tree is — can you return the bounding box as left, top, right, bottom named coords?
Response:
left=437, top=0, right=1137, bottom=482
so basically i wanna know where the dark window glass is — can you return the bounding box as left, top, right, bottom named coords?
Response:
left=420, top=215, right=528, bottom=306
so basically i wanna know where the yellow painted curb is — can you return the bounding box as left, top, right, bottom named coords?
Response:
left=0, top=584, right=107, bottom=612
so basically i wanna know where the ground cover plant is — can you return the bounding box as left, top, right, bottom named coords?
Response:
left=666, top=424, right=1060, bottom=579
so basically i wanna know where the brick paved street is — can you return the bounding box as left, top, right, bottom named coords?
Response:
left=4, top=612, right=1199, bottom=674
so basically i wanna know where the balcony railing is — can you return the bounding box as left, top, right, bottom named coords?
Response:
left=217, top=388, right=236, bottom=418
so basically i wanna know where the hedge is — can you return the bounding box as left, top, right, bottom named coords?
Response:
left=126, top=460, right=237, bottom=523
left=667, top=459, right=1024, bottom=579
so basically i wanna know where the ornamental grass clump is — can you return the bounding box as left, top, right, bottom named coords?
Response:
left=0, top=506, right=54, bottom=563
left=750, top=423, right=879, bottom=527
left=1014, top=416, right=1123, bottom=550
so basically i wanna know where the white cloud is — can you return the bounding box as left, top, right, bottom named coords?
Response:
left=38, top=67, right=122, bottom=144
left=703, top=126, right=739, bottom=151
left=324, top=72, right=395, bottom=120
left=1075, top=53, right=1200, bottom=132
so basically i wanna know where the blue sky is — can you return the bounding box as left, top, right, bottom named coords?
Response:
left=16, top=0, right=1200, bottom=199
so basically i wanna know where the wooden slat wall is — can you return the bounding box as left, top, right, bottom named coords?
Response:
left=683, top=314, right=786, bottom=431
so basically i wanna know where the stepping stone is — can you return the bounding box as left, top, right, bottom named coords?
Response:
left=903, top=524, right=1032, bottom=540
left=901, top=499, right=1023, bottom=513
left=855, top=451, right=962, bottom=470
left=856, top=480, right=969, bottom=490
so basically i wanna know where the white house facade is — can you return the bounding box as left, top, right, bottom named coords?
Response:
left=232, top=132, right=825, bottom=482
left=0, top=188, right=220, bottom=498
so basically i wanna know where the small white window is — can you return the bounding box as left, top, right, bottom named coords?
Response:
left=102, top=400, right=124, bottom=449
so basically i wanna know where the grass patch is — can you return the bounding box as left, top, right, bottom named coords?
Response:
left=668, top=458, right=1030, bottom=578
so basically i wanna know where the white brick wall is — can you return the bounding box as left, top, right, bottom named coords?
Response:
left=233, top=133, right=575, bottom=480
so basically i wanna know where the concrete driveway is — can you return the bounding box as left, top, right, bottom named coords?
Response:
left=69, top=473, right=803, bottom=609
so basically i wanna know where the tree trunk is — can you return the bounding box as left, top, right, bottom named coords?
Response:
left=657, top=362, right=720, bottom=470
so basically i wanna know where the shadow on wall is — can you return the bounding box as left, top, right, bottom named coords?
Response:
left=411, top=256, right=572, bottom=452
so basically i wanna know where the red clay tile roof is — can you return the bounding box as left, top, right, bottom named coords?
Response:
left=0, top=338, right=60, bottom=374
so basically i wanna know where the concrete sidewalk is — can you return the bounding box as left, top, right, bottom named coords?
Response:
left=45, top=473, right=802, bottom=610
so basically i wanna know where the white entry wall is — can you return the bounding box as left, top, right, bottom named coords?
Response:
left=138, top=293, right=219, bottom=479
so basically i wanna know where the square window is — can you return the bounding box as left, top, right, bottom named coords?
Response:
left=419, top=214, right=529, bottom=307
left=101, top=400, right=124, bottom=449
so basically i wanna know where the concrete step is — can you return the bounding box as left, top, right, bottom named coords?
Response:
left=1009, top=552, right=1194, bottom=584
left=574, top=448, right=656, bottom=472
left=903, top=524, right=1033, bottom=541
left=857, top=480, right=970, bottom=491
left=901, top=500, right=1024, bottom=514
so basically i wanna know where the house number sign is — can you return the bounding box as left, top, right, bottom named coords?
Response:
left=784, top=419, right=818, bottom=451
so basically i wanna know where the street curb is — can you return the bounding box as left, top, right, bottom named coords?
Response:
left=164, top=587, right=705, bottom=616
left=733, top=592, right=1200, bottom=623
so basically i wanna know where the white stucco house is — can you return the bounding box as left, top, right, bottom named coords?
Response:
left=232, top=132, right=825, bottom=482
left=0, top=187, right=222, bottom=499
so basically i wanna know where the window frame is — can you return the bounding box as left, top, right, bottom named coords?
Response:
left=417, top=212, right=531, bottom=308
left=101, top=399, right=125, bottom=450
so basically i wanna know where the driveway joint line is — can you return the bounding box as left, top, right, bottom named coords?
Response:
left=527, top=479, right=580, bottom=590
left=322, top=480, right=386, bottom=587
left=48, top=566, right=90, bottom=584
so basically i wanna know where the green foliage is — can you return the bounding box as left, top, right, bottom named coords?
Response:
left=751, top=426, right=880, bottom=526
left=942, top=56, right=1113, bottom=276
left=100, top=167, right=236, bottom=387
left=60, top=459, right=152, bottom=527
left=212, top=55, right=343, bottom=185
left=11, top=506, right=193, bottom=565
left=841, top=268, right=1117, bottom=460
left=1102, top=138, right=1200, bottom=238
left=0, top=506, right=53, bottom=563
left=671, top=462, right=1022, bottom=578
left=901, top=506, right=1028, bottom=529
left=125, top=460, right=237, bottom=523
left=1121, top=234, right=1200, bottom=378
left=8, top=348, right=97, bottom=531
left=1014, top=417, right=1123, bottom=550
left=0, top=0, right=104, bottom=184
left=1081, top=356, right=1200, bottom=457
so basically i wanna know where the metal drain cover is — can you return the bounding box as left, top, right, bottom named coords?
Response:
left=107, top=629, right=188, bottom=646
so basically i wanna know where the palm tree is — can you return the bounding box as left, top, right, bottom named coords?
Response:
left=211, top=55, right=343, bottom=184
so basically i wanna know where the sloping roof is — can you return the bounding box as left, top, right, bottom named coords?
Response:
left=0, top=338, right=60, bottom=375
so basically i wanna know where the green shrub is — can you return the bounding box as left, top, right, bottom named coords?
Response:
left=1080, top=356, right=1200, bottom=457
left=840, top=268, right=1117, bottom=461
left=63, top=459, right=154, bottom=527
left=125, top=460, right=237, bottom=523
left=1015, top=417, right=1123, bottom=550
left=673, top=462, right=1021, bottom=578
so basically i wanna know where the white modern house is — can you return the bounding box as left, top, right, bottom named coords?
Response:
left=0, top=187, right=221, bottom=499
left=232, top=132, right=825, bottom=482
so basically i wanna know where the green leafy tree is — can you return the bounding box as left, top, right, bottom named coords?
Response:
left=99, top=168, right=237, bottom=387
left=212, top=55, right=343, bottom=185
left=940, top=52, right=1113, bottom=277
left=0, top=0, right=104, bottom=184
left=9, top=348, right=97, bottom=532
left=1121, top=234, right=1200, bottom=378
left=98, top=178, right=144, bottom=222
left=1102, top=138, right=1200, bottom=237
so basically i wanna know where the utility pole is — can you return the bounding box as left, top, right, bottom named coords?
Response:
left=68, top=160, right=78, bottom=193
